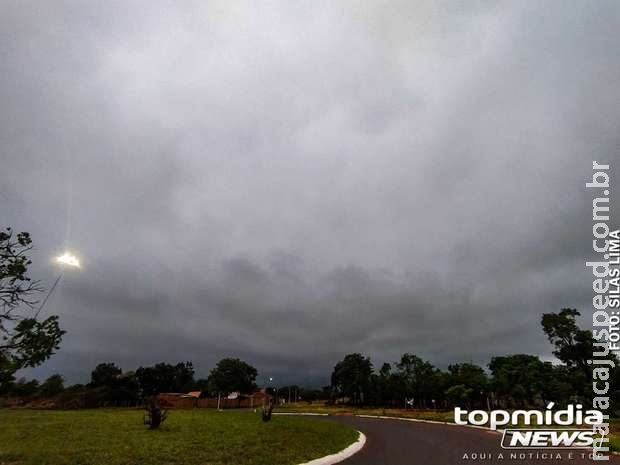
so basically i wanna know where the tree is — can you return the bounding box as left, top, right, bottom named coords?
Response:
left=374, top=362, right=394, bottom=406
left=87, top=362, right=141, bottom=405
left=38, top=374, right=65, bottom=397
left=447, top=363, right=487, bottom=392
left=9, top=377, right=40, bottom=397
left=277, top=385, right=301, bottom=403
left=538, top=364, right=575, bottom=406
left=446, top=363, right=488, bottom=407
left=0, top=228, right=65, bottom=383
left=445, top=384, right=474, bottom=407
left=396, top=353, right=438, bottom=408
left=144, top=398, right=168, bottom=429
left=541, top=308, right=592, bottom=378
left=488, top=354, right=550, bottom=407
left=136, top=362, right=195, bottom=397
left=331, top=353, right=372, bottom=405
left=207, top=358, right=257, bottom=395
left=135, top=365, right=160, bottom=397
left=541, top=308, right=620, bottom=401
left=172, top=361, right=195, bottom=393
left=90, top=363, right=122, bottom=387
left=194, top=378, right=210, bottom=394
left=297, top=387, right=325, bottom=403
left=109, top=372, right=140, bottom=405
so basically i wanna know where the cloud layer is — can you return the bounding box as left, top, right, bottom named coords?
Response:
left=1, top=0, right=619, bottom=385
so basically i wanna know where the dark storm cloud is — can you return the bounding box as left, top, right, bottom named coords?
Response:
left=1, top=0, right=619, bottom=385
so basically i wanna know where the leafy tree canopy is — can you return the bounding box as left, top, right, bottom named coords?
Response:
left=0, top=228, right=64, bottom=385
left=331, top=353, right=372, bottom=404
left=136, top=361, right=195, bottom=396
left=90, top=363, right=122, bottom=387
left=38, top=374, right=65, bottom=397
left=207, top=358, right=257, bottom=395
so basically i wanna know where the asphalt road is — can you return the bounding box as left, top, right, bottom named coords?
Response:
left=311, top=416, right=617, bottom=465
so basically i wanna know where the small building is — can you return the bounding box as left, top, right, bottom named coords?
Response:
left=156, top=389, right=271, bottom=409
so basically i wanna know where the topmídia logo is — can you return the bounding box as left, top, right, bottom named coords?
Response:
left=455, top=403, right=605, bottom=449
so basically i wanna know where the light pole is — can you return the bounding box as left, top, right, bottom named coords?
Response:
left=35, top=252, right=80, bottom=318
left=267, top=377, right=279, bottom=405
left=264, top=377, right=273, bottom=409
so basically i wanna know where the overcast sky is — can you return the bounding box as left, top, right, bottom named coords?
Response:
left=1, top=0, right=619, bottom=386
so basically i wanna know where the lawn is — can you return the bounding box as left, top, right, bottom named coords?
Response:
left=0, top=409, right=359, bottom=465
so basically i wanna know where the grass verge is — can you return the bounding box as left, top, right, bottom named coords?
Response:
left=0, top=408, right=358, bottom=465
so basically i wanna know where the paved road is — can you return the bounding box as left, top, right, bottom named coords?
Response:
left=310, top=415, right=617, bottom=465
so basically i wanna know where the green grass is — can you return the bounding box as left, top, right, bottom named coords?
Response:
left=0, top=409, right=358, bottom=465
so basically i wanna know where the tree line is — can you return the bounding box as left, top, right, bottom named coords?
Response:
left=329, top=308, right=620, bottom=410
left=1, top=357, right=259, bottom=406
left=5, top=308, right=619, bottom=413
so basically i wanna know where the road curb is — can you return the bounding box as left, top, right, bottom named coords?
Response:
left=296, top=431, right=366, bottom=465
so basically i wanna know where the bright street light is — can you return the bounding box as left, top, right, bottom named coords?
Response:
left=55, top=252, right=81, bottom=268
left=35, top=251, right=82, bottom=317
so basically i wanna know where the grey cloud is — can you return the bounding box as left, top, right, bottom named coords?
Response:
left=1, top=0, right=619, bottom=386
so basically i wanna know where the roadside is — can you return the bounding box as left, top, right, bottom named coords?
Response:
left=276, top=403, right=620, bottom=452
